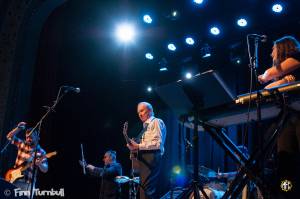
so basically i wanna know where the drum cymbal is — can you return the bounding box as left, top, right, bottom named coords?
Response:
left=115, top=176, right=140, bottom=184
left=115, top=176, right=130, bottom=184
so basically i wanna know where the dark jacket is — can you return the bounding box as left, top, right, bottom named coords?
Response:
left=88, top=162, right=122, bottom=199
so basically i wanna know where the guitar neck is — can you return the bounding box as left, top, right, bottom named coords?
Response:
left=20, top=151, right=57, bottom=171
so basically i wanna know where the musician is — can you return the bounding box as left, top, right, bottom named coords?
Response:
left=127, top=102, right=167, bottom=199
left=258, top=36, right=300, bottom=197
left=6, top=122, right=48, bottom=191
left=258, top=36, right=300, bottom=88
left=79, top=150, right=122, bottom=199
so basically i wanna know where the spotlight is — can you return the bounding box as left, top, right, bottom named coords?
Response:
left=143, top=14, right=152, bottom=24
left=202, top=53, right=211, bottom=58
left=172, top=10, right=178, bottom=17
left=168, top=43, right=176, bottom=51
left=185, top=72, right=192, bottom=79
left=145, top=53, right=154, bottom=60
left=210, top=26, right=220, bottom=35
left=147, top=86, right=152, bottom=92
left=193, top=0, right=204, bottom=4
left=272, top=3, right=283, bottom=13
left=185, top=37, right=195, bottom=45
left=159, top=67, right=168, bottom=71
left=200, top=44, right=211, bottom=58
left=115, top=23, right=136, bottom=43
left=237, top=18, right=247, bottom=27
left=159, top=58, right=168, bottom=71
left=167, top=10, right=180, bottom=21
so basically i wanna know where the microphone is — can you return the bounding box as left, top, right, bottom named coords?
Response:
left=248, top=34, right=267, bottom=42
left=62, top=86, right=80, bottom=93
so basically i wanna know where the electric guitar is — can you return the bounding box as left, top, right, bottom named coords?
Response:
left=4, top=151, right=57, bottom=183
left=122, top=122, right=138, bottom=159
left=122, top=122, right=139, bottom=173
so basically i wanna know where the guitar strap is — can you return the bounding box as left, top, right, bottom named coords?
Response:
left=134, top=117, right=155, bottom=143
left=133, top=125, right=147, bottom=144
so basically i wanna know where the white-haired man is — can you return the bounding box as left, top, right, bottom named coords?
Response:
left=127, top=102, right=167, bottom=199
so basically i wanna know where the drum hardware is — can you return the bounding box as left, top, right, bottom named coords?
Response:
left=115, top=176, right=140, bottom=199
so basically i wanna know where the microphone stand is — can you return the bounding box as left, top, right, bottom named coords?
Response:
left=29, top=86, right=69, bottom=199
left=247, top=36, right=265, bottom=195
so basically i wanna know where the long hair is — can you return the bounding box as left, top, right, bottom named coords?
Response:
left=273, top=36, right=300, bottom=66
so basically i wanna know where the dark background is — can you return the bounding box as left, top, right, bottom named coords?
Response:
left=1, top=0, right=300, bottom=198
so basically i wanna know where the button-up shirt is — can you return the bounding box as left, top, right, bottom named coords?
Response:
left=138, top=116, right=167, bottom=155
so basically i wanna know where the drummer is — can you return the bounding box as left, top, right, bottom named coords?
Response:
left=79, top=150, right=122, bottom=199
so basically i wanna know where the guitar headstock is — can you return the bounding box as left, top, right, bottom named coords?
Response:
left=123, top=121, right=128, bottom=135
left=46, top=151, right=57, bottom=158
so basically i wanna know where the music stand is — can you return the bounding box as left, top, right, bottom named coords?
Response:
left=156, top=70, right=235, bottom=199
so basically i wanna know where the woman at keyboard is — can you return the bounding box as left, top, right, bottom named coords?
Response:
left=258, top=35, right=300, bottom=198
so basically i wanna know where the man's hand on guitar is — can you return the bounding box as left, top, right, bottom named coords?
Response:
left=35, top=157, right=45, bottom=166
left=126, top=138, right=139, bottom=151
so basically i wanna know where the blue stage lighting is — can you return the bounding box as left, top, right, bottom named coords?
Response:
left=172, top=166, right=182, bottom=175
left=147, top=86, right=152, bottom=92
left=115, top=23, right=136, bottom=43
left=172, top=10, right=178, bottom=17
left=185, top=72, right=192, bottom=79
left=272, top=4, right=283, bottom=13
left=145, top=53, right=154, bottom=60
left=143, top=14, right=152, bottom=24
left=159, top=67, right=168, bottom=71
left=185, top=37, right=195, bottom=45
left=237, top=18, right=247, bottom=27
left=168, top=43, right=176, bottom=51
left=202, top=53, right=211, bottom=58
left=210, top=27, right=220, bottom=35
left=193, top=0, right=204, bottom=4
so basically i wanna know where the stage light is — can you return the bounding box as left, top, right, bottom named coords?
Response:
left=159, top=67, right=168, bottom=71
left=237, top=18, right=247, bottom=27
left=171, top=165, right=187, bottom=186
left=168, top=43, right=176, bottom=51
left=185, top=37, right=195, bottom=45
left=202, top=53, right=211, bottom=58
left=145, top=53, right=154, bottom=60
left=272, top=4, right=283, bottom=13
left=185, top=72, right=192, bottom=79
left=166, top=9, right=180, bottom=21
left=147, top=86, right=152, bottom=92
left=172, top=165, right=182, bottom=175
left=210, top=26, right=220, bottom=35
left=193, top=0, right=204, bottom=4
left=236, top=58, right=242, bottom=64
left=200, top=43, right=211, bottom=58
left=172, top=10, right=178, bottom=17
left=143, top=14, right=152, bottom=24
left=115, top=23, right=136, bottom=43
